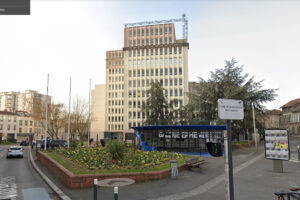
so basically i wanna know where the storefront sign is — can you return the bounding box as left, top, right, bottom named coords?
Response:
left=158, top=131, right=223, bottom=139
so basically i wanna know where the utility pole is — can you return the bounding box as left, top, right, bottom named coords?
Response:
left=67, top=78, right=71, bottom=148
left=252, top=102, right=258, bottom=150
left=44, top=74, right=49, bottom=151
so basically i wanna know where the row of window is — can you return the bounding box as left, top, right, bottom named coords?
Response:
left=128, top=58, right=183, bottom=67
left=128, top=100, right=183, bottom=109
left=129, top=78, right=183, bottom=88
left=128, top=122, right=142, bottom=128
left=0, top=117, right=42, bottom=127
left=129, top=37, right=174, bottom=47
left=0, top=116, right=17, bottom=122
left=108, top=68, right=124, bottom=74
left=108, top=84, right=124, bottom=90
left=108, top=124, right=124, bottom=131
left=0, top=124, right=40, bottom=133
left=19, top=120, right=34, bottom=126
left=0, top=120, right=41, bottom=127
left=128, top=88, right=183, bottom=98
left=108, top=92, right=124, bottom=99
left=108, top=116, right=124, bottom=122
left=129, top=68, right=183, bottom=77
left=108, top=61, right=124, bottom=67
left=108, top=107, right=124, bottom=114
left=129, top=27, right=172, bottom=38
left=108, top=100, right=124, bottom=106
left=129, top=47, right=182, bottom=57
left=129, top=110, right=182, bottom=120
left=108, top=76, right=124, bottom=82
left=108, top=53, right=124, bottom=59
left=19, top=127, right=35, bottom=133
left=0, top=124, right=16, bottom=131
left=291, top=113, right=300, bottom=123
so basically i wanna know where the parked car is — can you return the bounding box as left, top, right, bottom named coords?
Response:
left=50, top=140, right=67, bottom=149
left=20, top=141, right=29, bottom=146
left=7, top=146, right=24, bottom=158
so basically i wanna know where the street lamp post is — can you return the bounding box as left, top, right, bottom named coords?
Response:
left=88, top=79, right=91, bottom=147
left=67, top=78, right=71, bottom=148
left=44, top=74, right=49, bottom=151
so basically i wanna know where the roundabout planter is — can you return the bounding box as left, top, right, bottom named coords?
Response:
left=37, top=151, right=189, bottom=188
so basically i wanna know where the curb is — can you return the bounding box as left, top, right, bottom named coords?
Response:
left=289, top=159, right=300, bottom=163
left=29, top=148, right=72, bottom=200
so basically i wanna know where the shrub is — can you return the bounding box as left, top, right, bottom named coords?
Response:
left=70, top=140, right=79, bottom=149
left=106, top=140, right=126, bottom=161
left=7, top=138, right=17, bottom=143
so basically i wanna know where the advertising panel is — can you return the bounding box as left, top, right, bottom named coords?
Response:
left=264, top=129, right=290, bottom=160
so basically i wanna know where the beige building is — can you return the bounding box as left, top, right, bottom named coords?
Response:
left=280, top=98, right=300, bottom=135
left=0, top=90, right=51, bottom=114
left=0, top=92, right=19, bottom=112
left=0, top=111, right=43, bottom=142
left=91, top=84, right=106, bottom=141
left=17, top=111, right=44, bottom=142
left=0, top=111, right=18, bottom=141
left=103, top=19, right=189, bottom=140
left=264, top=109, right=282, bottom=129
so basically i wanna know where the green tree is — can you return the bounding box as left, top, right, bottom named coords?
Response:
left=141, top=82, right=179, bottom=125
left=184, top=58, right=277, bottom=139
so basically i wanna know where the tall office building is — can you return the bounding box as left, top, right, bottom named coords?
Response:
left=104, top=16, right=189, bottom=140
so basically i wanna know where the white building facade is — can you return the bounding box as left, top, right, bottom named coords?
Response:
left=104, top=22, right=189, bottom=140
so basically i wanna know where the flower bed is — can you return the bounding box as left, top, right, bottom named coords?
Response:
left=52, top=145, right=189, bottom=173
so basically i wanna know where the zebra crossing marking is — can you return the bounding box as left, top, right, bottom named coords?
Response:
left=0, top=176, right=18, bottom=200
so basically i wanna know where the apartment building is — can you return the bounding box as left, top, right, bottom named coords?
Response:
left=0, top=92, right=19, bottom=112
left=0, top=111, right=43, bottom=142
left=0, top=90, right=51, bottom=114
left=0, top=111, right=18, bottom=141
left=104, top=19, right=189, bottom=140
left=17, top=111, right=44, bottom=141
left=280, top=98, right=300, bottom=135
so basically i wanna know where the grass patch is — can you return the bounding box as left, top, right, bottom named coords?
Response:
left=0, top=141, right=17, bottom=145
left=232, top=141, right=248, bottom=145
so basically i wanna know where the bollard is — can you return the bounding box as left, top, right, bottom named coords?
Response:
left=298, top=145, right=300, bottom=161
left=114, top=186, right=118, bottom=200
left=94, top=179, right=98, bottom=200
left=170, top=160, right=178, bottom=178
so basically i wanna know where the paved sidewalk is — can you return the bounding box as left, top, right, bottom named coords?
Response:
left=32, top=144, right=300, bottom=200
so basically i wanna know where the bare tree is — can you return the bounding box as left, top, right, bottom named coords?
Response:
left=32, top=101, right=66, bottom=139
left=70, top=97, right=90, bottom=144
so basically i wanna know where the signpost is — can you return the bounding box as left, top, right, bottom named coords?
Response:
left=218, top=99, right=244, bottom=200
left=264, top=129, right=290, bottom=173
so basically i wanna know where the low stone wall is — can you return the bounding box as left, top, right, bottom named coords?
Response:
left=37, top=151, right=188, bottom=188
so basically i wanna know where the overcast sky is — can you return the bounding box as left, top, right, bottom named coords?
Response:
left=0, top=0, right=299, bottom=109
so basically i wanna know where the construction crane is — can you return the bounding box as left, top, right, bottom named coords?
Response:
left=124, top=14, right=188, bottom=40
